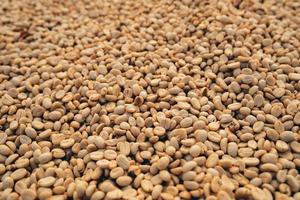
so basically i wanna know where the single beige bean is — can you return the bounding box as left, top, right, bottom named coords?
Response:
left=220, top=114, right=233, bottom=124
left=19, top=135, right=32, bottom=144
left=276, top=140, right=289, bottom=152
left=2, top=94, right=14, bottom=105
left=253, top=121, right=264, bottom=133
left=160, top=192, right=174, bottom=200
left=227, top=103, right=241, bottom=111
left=286, top=175, right=299, bottom=192
left=119, top=142, right=130, bottom=156
left=280, top=131, right=295, bottom=142
left=153, top=126, right=166, bottom=136
left=227, top=142, right=238, bottom=157
left=208, top=122, right=220, bottom=131
left=190, top=98, right=201, bottom=110
left=294, top=112, right=300, bottom=125
left=110, top=167, right=124, bottom=179
left=21, top=189, right=37, bottom=200
left=106, top=189, right=123, bottom=199
left=266, top=129, right=279, bottom=141
left=0, top=144, right=11, bottom=156
left=152, top=185, right=163, bottom=199
left=238, top=148, right=253, bottom=157
left=55, top=90, right=66, bottom=99
left=172, top=128, right=187, bottom=139
left=97, top=159, right=110, bottom=168
left=0, top=164, right=6, bottom=174
left=273, top=88, right=285, bottom=98
left=60, top=138, right=75, bottom=148
left=254, top=94, right=264, bottom=107
left=48, top=111, right=62, bottom=121
left=182, top=161, right=197, bottom=172
left=180, top=117, right=193, bottom=128
left=157, top=156, right=170, bottom=170
left=276, top=170, right=287, bottom=183
left=219, top=159, right=232, bottom=168
left=251, top=187, right=267, bottom=200
left=9, top=120, right=18, bottom=130
left=208, top=131, right=222, bottom=143
left=10, top=168, right=27, bottom=180
left=288, top=73, right=300, bottom=81
left=25, top=127, right=37, bottom=138
left=104, top=150, right=117, bottom=160
left=184, top=181, right=200, bottom=190
left=38, top=177, right=56, bottom=187
left=182, top=171, right=196, bottom=181
left=32, top=120, right=44, bottom=129
left=52, top=149, right=65, bottom=159
left=91, top=191, right=105, bottom=200
left=260, top=163, right=279, bottom=172
left=290, top=141, right=300, bottom=153
left=15, top=158, right=29, bottom=168
left=90, top=151, right=104, bottom=160
left=159, top=170, right=171, bottom=182
left=261, top=153, right=277, bottom=164
left=206, top=153, right=219, bottom=168
left=42, top=98, right=52, bottom=109
left=189, top=145, right=201, bottom=157
left=226, top=62, right=240, bottom=69
left=116, top=154, right=130, bottom=170
left=122, top=188, right=137, bottom=199
left=116, top=176, right=132, bottom=187
left=141, top=179, right=153, bottom=193
left=37, top=187, right=53, bottom=199
left=39, top=152, right=52, bottom=164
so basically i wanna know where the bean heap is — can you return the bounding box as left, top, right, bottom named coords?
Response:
left=0, top=0, right=300, bottom=199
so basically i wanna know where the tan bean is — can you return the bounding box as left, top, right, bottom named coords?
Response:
left=104, top=150, right=117, bottom=160
left=152, top=185, right=163, bottom=199
left=0, top=144, right=11, bottom=156
left=286, top=175, right=299, bottom=192
left=90, top=151, right=104, bottom=160
left=60, top=138, right=75, bottom=148
left=39, top=152, right=52, bottom=164
left=91, top=191, right=105, bottom=200
left=48, top=111, right=62, bottom=121
left=253, top=121, right=264, bottom=133
left=116, top=176, right=132, bottom=187
left=38, top=177, right=56, bottom=187
left=182, top=161, right=197, bottom=172
left=206, top=153, right=219, bottom=168
left=122, top=188, right=137, bottom=199
left=25, top=127, right=37, bottom=138
left=189, top=145, right=201, bottom=157
left=32, top=120, right=44, bottom=129
left=261, top=153, right=278, bottom=164
left=157, top=156, right=170, bottom=170
left=141, top=179, right=153, bottom=193
left=10, top=168, right=27, bottom=180
left=116, top=154, right=130, bottom=170
left=276, top=140, right=289, bottom=152
left=153, top=126, right=166, bottom=136
left=21, top=189, right=37, bottom=200
left=110, top=167, right=124, bottom=179
left=227, top=142, right=238, bottom=157
left=106, top=189, right=123, bottom=199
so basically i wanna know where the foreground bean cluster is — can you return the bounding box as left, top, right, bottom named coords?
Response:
left=0, top=0, right=300, bottom=199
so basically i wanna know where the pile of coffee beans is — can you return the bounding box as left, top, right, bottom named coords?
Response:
left=0, top=0, right=299, bottom=199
